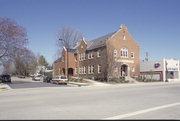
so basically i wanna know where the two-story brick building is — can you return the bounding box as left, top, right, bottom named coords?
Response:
left=53, top=25, right=140, bottom=80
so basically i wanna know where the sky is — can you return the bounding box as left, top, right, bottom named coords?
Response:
left=0, top=0, right=180, bottom=65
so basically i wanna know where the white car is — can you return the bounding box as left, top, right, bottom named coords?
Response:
left=34, top=75, right=41, bottom=81
left=51, top=76, right=68, bottom=84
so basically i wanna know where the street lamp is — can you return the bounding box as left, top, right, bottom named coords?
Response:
left=59, top=39, right=69, bottom=81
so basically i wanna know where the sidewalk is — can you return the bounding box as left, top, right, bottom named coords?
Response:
left=69, top=77, right=111, bottom=87
left=83, top=78, right=111, bottom=87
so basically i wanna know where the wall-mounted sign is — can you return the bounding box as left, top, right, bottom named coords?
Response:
left=167, top=68, right=178, bottom=71
left=154, top=63, right=160, bottom=68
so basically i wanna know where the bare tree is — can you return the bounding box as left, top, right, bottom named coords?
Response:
left=106, top=42, right=122, bottom=81
left=0, top=18, right=28, bottom=62
left=56, top=26, right=83, bottom=49
left=13, top=48, right=38, bottom=76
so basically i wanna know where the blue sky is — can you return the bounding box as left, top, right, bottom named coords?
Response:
left=0, top=0, right=180, bottom=64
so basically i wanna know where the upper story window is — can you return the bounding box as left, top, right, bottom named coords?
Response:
left=97, top=50, right=101, bottom=57
left=79, top=53, right=86, bottom=61
left=114, top=49, right=117, bottom=57
left=88, top=51, right=94, bottom=59
left=131, top=52, right=134, bottom=58
left=121, top=48, right=128, bottom=58
left=62, top=56, right=64, bottom=62
left=83, top=52, right=86, bottom=60
left=123, top=35, right=126, bottom=40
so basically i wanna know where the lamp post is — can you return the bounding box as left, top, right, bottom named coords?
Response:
left=59, top=39, right=69, bottom=81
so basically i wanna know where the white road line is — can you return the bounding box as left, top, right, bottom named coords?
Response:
left=104, top=102, right=180, bottom=120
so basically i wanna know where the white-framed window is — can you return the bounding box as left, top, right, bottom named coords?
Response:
left=88, top=52, right=91, bottom=59
left=114, top=49, right=117, bottom=57
left=62, top=56, right=64, bottom=62
left=88, top=66, right=91, bottom=74
left=91, top=52, right=94, bottom=58
left=123, top=35, right=126, bottom=40
left=88, top=51, right=94, bottom=59
left=131, top=52, right=134, bottom=58
left=83, top=53, right=86, bottom=60
left=98, top=64, right=102, bottom=73
left=121, top=48, right=128, bottom=58
left=97, top=50, right=101, bottom=57
left=91, top=65, right=94, bottom=74
left=84, top=67, right=86, bottom=74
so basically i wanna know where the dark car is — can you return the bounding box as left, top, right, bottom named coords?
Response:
left=0, top=74, right=11, bottom=83
left=43, top=76, right=52, bottom=83
left=18, top=75, right=25, bottom=78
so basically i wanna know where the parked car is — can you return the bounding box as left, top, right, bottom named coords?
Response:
left=18, top=75, right=25, bottom=78
left=0, top=74, right=11, bottom=83
left=43, top=76, right=52, bottom=83
left=33, top=75, right=41, bottom=81
left=51, top=76, right=68, bottom=84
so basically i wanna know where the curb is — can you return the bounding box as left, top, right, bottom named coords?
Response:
left=68, top=82, right=91, bottom=87
left=0, top=83, right=11, bottom=92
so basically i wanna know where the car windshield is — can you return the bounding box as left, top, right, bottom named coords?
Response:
left=61, top=76, right=67, bottom=79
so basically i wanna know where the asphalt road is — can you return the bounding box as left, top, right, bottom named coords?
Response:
left=0, top=78, right=180, bottom=120
left=7, top=77, right=74, bottom=89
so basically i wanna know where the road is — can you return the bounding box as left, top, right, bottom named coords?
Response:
left=0, top=78, right=180, bottom=120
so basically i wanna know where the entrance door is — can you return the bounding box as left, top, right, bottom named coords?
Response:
left=121, top=64, right=128, bottom=76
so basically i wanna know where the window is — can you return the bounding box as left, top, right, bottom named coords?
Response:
left=91, top=65, right=94, bottom=74
left=91, top=52, right=94, bottom=58
left=88, top=52, right=91, bottom=59
left=79, top=67, right=81, bottom=74
left=83, top=53, right=86, bottom=60
left=97, top=50, right=101, bottom=57
left=88, top=51, right=94, bottom=59
left=84, top=67, right=86, bottom=74
left=114, top=49, right=117, bottom=57
left=121, top=48, right=128, bottom=58
left=75, top=55, right=77, bottom=62
left=62, top=56, right=64, bottom=62
left=88, top=66, right=91, bottom=74
left=123, top=35, right=126, bottom=40
left=98, top=64, right=102, bottom=73
left=131, top=52, right=134, bottom=58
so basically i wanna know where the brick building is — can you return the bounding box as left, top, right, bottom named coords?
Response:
left=53, top=25, right=140, bottom=80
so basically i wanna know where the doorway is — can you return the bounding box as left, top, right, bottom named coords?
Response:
left=121, top=64, right=128, bottom=76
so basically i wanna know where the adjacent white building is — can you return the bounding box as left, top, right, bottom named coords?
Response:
left=140, top=58, right=180, bottom=82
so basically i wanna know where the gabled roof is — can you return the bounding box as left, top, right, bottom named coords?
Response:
left=54, top=57, right=61, bottom=63
left=86, top=31, right=116, bottom=50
